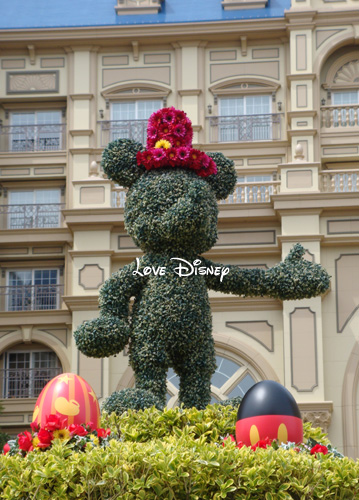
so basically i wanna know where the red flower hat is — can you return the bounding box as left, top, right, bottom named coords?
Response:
left=136, top=107, right=217, bottom=178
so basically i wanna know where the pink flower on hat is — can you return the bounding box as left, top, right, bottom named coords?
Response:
left=139, top=107, right=217, bottom=177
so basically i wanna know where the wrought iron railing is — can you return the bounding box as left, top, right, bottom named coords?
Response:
left=0, top=203, right=65, bottom=230
left=0, top=284, right=63, bottom=312
left=320, top=170, right=359, bottom=193
left=321, top=105, right=359, bottom=129
left=0, top=123, right=66, bottom=152
left=112, top=180, right=280, bottom=208
left=207, top=114, right=282, bottom=143
left=98, top=119, right=148, bottom=147
left=0, top=367, right=62, bottom=399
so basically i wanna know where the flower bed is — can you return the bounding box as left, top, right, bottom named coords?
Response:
left=0, top=405, right=358, bottom=499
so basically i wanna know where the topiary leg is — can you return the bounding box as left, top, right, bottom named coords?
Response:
left=174, top=336, right=216, bottom=409
left=129, top=335, right=169, bottom=408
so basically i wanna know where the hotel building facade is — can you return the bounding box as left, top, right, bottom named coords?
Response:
left=1, top=0, right=359, bottom=458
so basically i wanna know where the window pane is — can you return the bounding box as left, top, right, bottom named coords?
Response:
left=245, top=95, right=271, bottom=115
left=35, top=189, right=61, bottom=204
left=227, top=373, right=256, bottom=399
left=220, top=98, right=244, bottom=116
left=36, top=111, right=61, bottom=124
left=11, top=113, right=35, bottom=126
left=333, top=91, right=358, bottom=105
left=111, top=102, right=136, bottom=121
left=136, top=100, right=162, bottom=119
left=34, top=270, right=58, bottom=310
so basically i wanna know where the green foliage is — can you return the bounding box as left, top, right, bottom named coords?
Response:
left=205, top=152, right=237, bottom=200
left=102, top=388, right=164, bottom=415
left=74, top=135, right=330, bottom=409
left=0, top=432, right=10, bottom=451
left=1, top=406, right=357, bottom=500
left=218, top=396, right=242, bottom=408
left=101, top=138, right=144, bottom=188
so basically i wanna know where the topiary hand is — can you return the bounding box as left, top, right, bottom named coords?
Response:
left=73, top=313, right=130, bottom=358
left=264, top=244, right=330, bottom=300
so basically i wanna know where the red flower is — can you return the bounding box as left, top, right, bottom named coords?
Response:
left=162, top=108, right=176, bottom=124
left=18, top=431, right=33, bottom=452
left=96, top=428, right=111, bottom=439
left=30, top=421, right=40, bottom=432
left=68, top=424, right=88, bottom=437
left=188, top=149, right=203, bottom=170
left=310, top=444, right=328, bottom=456
left=166, top=148, right=178, bottom=167
left=172, top=123, right=186, bottom=138
left=251, top=436, right=272, bottom=451
left=45, top=414, right=67, bottom=431
left=3, top=443, right=10, bottom=455
left=86, top=421, right=96, bottom=431
left=37, top=429, right=54, bottom=448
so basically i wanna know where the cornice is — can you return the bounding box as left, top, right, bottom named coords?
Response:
left=62, top=295, right=99, bottom=311
left=287, top=110, right=317, bottom=121
left=69, top=93, right=94, bottom=100
left=69, top=129, right=94, bottom=137
left=69, top=250, right=114, bottom=257
left=287, top=74, right=316, bottom=83
left=0, top=310, right=72, bottom=327
left=287, top=129, right=317, bottom=138
left=0, top=19, right=287, bottom=47
left=178, top=89, right=202, bottom=97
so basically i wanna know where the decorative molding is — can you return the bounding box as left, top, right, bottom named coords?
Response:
left=335, top=254, right=359, bottom=333
left=210, top=62, right=280, bottom=84
left=226, top=320, right=274, bottom=351
left=6, top=71, right=59, bottom=94
left=79, top=264, right=105, bottom=290
left=209, top=77, right=280, bottom=97
left=316, top=29, right=345, bottom=49
left=27, top=45, right=36, bottom=65
left=131, top=41, right=139, bottom=62
left=290, top=307, right=318, bottom=392
left=298, top=402, right=333, bottom=433
left=325, top=51, right=359, bottom=90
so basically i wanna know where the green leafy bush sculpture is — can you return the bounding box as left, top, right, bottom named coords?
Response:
left=74, top=107, right=330, bottom=410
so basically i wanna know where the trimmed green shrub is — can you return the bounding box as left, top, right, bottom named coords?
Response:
left=1, top=405, right=357, bottom=500
left=74, top=120, right=330, bottom=409
left=101, top=388, right=163, bottom=415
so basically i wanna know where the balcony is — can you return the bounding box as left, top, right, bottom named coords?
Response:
left=0, top=203, right=65, bottom=230
left=0, top=124, right=66, bottom=153
left=0, top=367, right=62, bottom=399
left=320, top=104, right=359, bottom=130
left=207, top=114, right=282, bottom=143
left=0, top=284, right=64, bottom=312
left=320, top=170, right=359, bottom=192
left=98, top=119, right=148, bottom=147
left=112, top=180, right=281, bottom=208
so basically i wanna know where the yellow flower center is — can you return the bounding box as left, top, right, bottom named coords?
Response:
left=155, top=139, right=171, bottom=149
left=53, top=429, right=71, bottom=441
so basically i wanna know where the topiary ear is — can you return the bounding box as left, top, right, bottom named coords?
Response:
left=101, top=138, right=145, bottom=188
left=205, top=152, right=237, bottom=200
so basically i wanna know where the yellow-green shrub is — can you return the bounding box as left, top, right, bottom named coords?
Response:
left=0, top=405, right=357, bottom=500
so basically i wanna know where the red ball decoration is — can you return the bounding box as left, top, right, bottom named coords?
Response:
left=236, top=380, right=303, bottom=447
left=32, top=373, right=100, bottom=428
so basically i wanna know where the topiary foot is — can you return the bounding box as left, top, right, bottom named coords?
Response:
left=74, top=314, right=130, bottom=358
left=101, top=388, right=164, bottom=416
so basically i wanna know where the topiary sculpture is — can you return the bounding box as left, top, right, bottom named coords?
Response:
left=74, top=107, right=330, bottom=410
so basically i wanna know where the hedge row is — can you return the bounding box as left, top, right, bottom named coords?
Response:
left=0, top=405, right=358, bottom=500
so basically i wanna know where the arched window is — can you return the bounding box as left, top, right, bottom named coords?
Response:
left=166, top=350, right=261, bottom=407
left=208, top=79, right=281, bottom=143
left=0, top=343, right=62, bottom=399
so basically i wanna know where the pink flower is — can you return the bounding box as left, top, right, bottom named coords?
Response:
left=177, top=146, right=190, bottom=163
left=18, top=431, right=33, bottom=452
left=162, top=108, right=176, bottom=124
left=3, top=443, right=10, bottom=455
left=172, top=123, right=186, bottom=138
left=310, top=444, right=328, bottom=456
left=151, top=147, right=166, bottom=167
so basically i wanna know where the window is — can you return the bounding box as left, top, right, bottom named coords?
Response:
left=166, top=353, right=259, bottom=407
left=8, top=189, right=61, bottom=229
left=6, top=269, right=60, bottom=312
left=332, top=91, right=359, bottom=127
left=2, top=350, right=62, bottom=398
left=219, top=95, right=272, bottom=142
left=10, top=110, right=63, bottom=152
left=110, top=100, right=162, bottom=143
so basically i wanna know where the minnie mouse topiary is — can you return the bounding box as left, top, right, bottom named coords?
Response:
left=74, top=107, right=330, bottom=411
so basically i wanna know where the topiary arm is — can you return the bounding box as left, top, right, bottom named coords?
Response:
left=203, top=244, right=330, bottom=300
left=74, top=260, right=147, bottom=358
